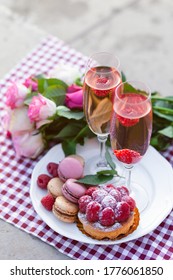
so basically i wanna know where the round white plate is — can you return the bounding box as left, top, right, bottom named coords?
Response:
left=30, top=139, right=173, bottom=245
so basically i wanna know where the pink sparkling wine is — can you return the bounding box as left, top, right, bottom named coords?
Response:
left=110, top=93, right=152, bottom=164
left=83, top=66, right=121, bottom=136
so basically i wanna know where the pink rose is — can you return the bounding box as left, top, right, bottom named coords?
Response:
left=65, top=84, right=83, bottom=109
left=28, top=94, right=56, bottom=128
left=12, top=130, right=44, bottom=158
left=23, top=77, right=38, bottom=91
left=2, top=106, right=34, bottom=135
left=5, top=82, right=30, bottom=109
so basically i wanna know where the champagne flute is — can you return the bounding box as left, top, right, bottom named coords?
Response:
left=110, top=81, right=152, bottom=212
left=83, top=52, right=121, bottom=172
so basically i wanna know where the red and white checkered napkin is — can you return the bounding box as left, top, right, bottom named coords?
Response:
left=0, top=36, right=173, bottom=260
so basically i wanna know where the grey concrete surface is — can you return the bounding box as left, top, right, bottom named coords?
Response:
left=0, top=0, right=173, bottom=260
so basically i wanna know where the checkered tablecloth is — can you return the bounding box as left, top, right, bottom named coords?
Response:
left=0, top=36, right=173, bottom=260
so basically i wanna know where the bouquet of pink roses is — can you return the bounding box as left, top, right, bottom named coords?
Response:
left=2, top=63, right=173, bottom=159
left=2, top=64, right=94, bottom=158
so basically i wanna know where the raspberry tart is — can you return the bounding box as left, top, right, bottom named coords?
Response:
left=78, top=185, right=139, bottom=240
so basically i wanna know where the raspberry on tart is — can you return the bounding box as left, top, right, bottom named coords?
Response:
left=85, top=187, right=98, bottom=196
left=122, top=195, right=136, bottom=211
left=92, top=189, right=107, bottom=203
left=86, top=201, right=102, bottom=222
left=114, top=201, right=130, bottom=222
left=100, top=207, right=116, bottom=226
left=78, top=195, right=92, bottom=214
left=78, top=184, right=139, bottom=240
left=116, top=186, right=129, bottom=197
left=109, top=189, right=121, bottom=202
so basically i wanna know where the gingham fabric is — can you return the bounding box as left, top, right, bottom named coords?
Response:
left=0, top=36, right=173, bottom=260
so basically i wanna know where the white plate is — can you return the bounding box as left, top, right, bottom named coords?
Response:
left=30, top=139, right=173, bottom=245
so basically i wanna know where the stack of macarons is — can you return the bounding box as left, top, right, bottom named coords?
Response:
left=38, top=154, right=88, bottom=223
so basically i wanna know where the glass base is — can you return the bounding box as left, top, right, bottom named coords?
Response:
left=115, top=176, right=149, bottom=213
left=85, top=154, right=124, bottom=184
left=85, top=155, right=110, bottom=174
left=129, top=182, right=149, bottom=213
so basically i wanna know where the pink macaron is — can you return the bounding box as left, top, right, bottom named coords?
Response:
left=62, top=179, right=87, bottom=204
left=58, top=156, right=84, bottom=182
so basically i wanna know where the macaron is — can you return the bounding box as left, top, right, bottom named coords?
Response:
left=52, top=195, right=78, bottom=223
left=62, top=178, right=87, bottom=204
left=58, top=156, right=84, bottom=182
left=68, top=154, right=85, bottom=167
left=47, top=177, right=64, bottom=198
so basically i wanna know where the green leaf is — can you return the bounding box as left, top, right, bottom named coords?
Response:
left=61, top=140, right=76, bottom=156
left=45, top=78, right=68, bottom=89
left=153, top=110, right=173, bottom=121
left=121, top=71, right=127, bottom=82
left=43, top=86, right=66, bottom=106
left=75, top=77, right=83, bottom=86
left=151, top=91, right=160, bottom=97
left=56, top=106, right=84, bottom=120
left=24, top=92, right=38, bottom=105
left=77, top=174, right=114, bottom=185
left=37, top=78, right=46, bottom=93
left=97, top=169, right=118, bottom=176
left=37, top=78, right=68, bottom=93
left=73, top=125, right=91, bottom=142
left=158, top=125, right=173, bottom=138
left=151, top=96, right=173, bottom=103
left=153, top=106, right=173, bottom=115
left=105, top=148, right=116, bottom=170
left=56, top=123, right=82, bottom=139
left=150, top=134, right=171, bottom=151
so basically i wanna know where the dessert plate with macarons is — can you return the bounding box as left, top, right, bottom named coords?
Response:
left=30, top=138, right=173, bottom=245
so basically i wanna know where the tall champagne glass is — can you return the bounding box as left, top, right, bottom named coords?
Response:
left=83, top=52, right=121, bottom=172
left=110, top=81, right=152, bottom=212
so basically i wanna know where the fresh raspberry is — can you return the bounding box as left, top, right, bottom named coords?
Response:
left=113, top=149, right=141, bottom=164
left=47, top=162, right=59, bottom=177
left=97, top=77, right=108, bottom=84
left=116, top=186, right=129, bottom=197
left=37, top=174, right=52, bottom=189
left=100, top=207, right=116, bottom=226
left=86, top=201, right=102, bottom=222
left=102, top=184, right=115, bottom=193
left=85, top=187, right=98, bottom=196
left=122, top=195, right=136, bottom=211
left=78, top=195, right=92, bottom=213
left=117, top=115, right=139, bottom=127
left=101, top=195, right=117, bottom=209
left=93, top=89, right=110, bottom=97
left=114, top=201, right=130, bottom=222
left=109, top=189, right=121, bottom=202
left=41, top=194, right=55, bottom=211
left=92, top=189, right=108, bottom=203
left=93, top=77, right=111, bottom=97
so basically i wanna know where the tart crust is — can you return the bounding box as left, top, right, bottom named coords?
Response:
left=77, top=207, right=140, bottom=240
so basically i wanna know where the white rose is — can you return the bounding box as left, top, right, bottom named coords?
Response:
left=48, top=63, right=81, bottom=85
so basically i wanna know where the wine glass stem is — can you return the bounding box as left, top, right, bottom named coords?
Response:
left=97, top=135, right=108, bottom=167
left=125, top=166, right=133, bottom=193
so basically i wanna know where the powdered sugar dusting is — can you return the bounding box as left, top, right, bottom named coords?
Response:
left=101, top=195, right=117, bottom=209
left=78, top=212, right=121, bottom=232
left=92, top=189, right=107, bottom=203
left=78, top=185, right=135, bottom=230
